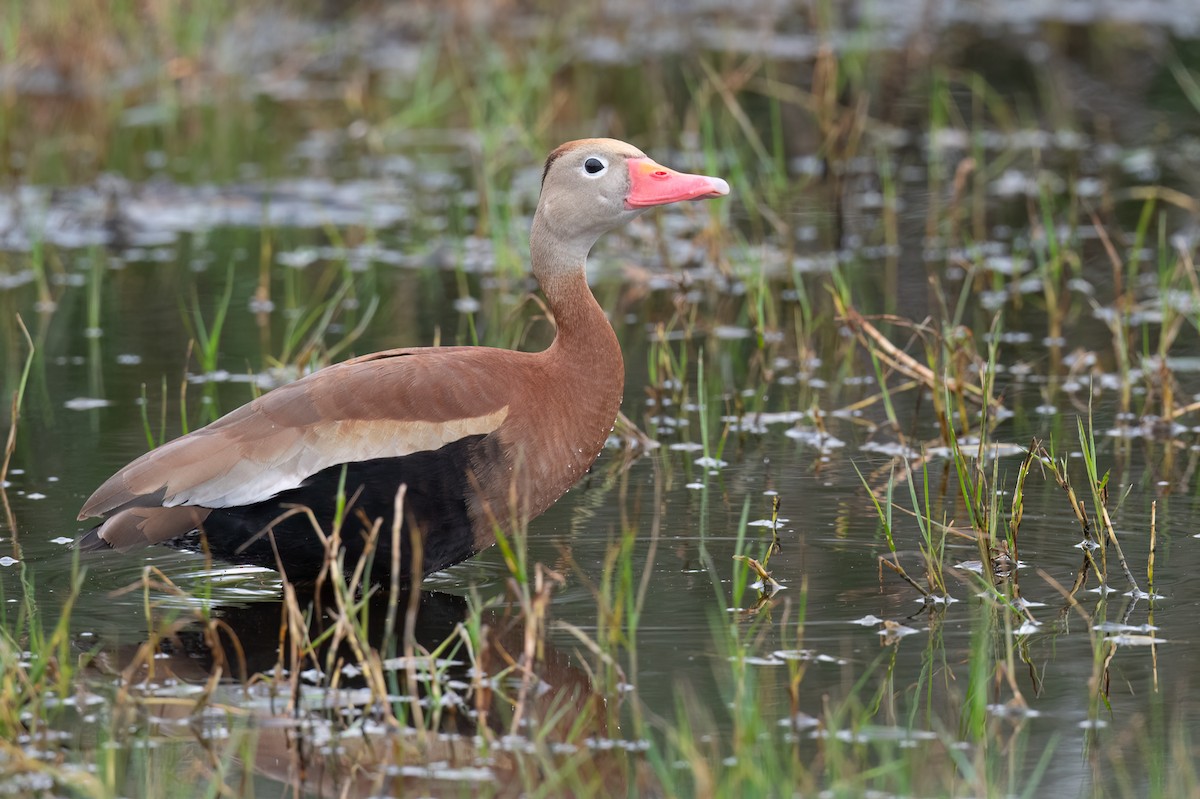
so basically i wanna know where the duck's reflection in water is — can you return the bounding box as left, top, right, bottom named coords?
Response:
left=94, top=585, right=634, bottom=797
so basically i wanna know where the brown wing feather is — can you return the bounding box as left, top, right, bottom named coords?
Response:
left=79, top=506, right=214, bottom=551
left=79, top=347, right=534, bottom=520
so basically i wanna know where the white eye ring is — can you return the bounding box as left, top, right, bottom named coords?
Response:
left=581, top=155, right=608, bottom=178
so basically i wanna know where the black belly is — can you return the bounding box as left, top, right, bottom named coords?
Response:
left=193, top=434, right=490, bottom=583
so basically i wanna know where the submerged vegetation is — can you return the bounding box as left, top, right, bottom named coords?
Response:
left=3, top=1, right=1200, bottom=796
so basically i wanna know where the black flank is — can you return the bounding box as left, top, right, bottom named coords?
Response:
left=193, top=433, right=496, bottom=583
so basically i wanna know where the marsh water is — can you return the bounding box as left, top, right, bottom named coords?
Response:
left=4, top=3, right=1200, bottom=796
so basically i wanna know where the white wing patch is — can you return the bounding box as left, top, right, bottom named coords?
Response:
left=159, top=406, right=510, bottom=509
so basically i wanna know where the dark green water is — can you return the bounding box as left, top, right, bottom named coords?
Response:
left=5, top=3, right=1200, bottom=795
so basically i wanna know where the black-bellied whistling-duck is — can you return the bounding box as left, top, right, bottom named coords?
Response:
left=77, top=139, right=728, bottom=582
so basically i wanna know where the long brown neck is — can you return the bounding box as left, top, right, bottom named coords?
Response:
left=529, top=214, right=624, bottom=407
left=516, top=216, right=624, bottom=509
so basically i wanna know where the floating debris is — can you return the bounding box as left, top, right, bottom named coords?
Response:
left=695, top=456, right=728, bottom=468
left=785, top=426, right=846, bottom=452
left=860, top=440, right=921, bottom=459
left=1093, top=622, right=1159, bottom=633
left=879, top=620, right=921, bottom=643
left=926, top=441, right=1026, bottom=461
left=734, top=554, right=784, bottom=596
left=987, top=703, right=1041, bottom=719
left=772, top=649, right=847, bottom=666
left=777, top=712, right=820, bottom=729
left=1105, top=634, right=1168, bottom=646
left=64, top=397, right=113, bottom=411
left=815, top=725, right=940, bottom=745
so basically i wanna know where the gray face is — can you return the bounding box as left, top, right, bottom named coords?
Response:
left=537, top=139, right=648, bottom=248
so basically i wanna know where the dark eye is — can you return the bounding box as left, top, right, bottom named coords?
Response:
left=584, top=157, right=605, bottom=174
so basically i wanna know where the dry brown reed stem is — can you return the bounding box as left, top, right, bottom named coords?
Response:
left=746, top=76, right=894, bottom=140
left=509, top=563, right=563, bottom=736
left=1120, top=186, right=1200, bottom=214
left=1, top=394, right=19, bottom=490
left=335, top=520, right=398, bottom=721
left=734, top=555, right=783, bottom=597
left=947, top=157, right=976, bottom=247
left=1004, top=447, right=1039, bottom=623
left=1148, top=500, right=1157, bottom=597
left=1092, top=491, right=1141, bottom=594
left=695, top=58, right=787, bottom=235
left=111, top=566, right=252, bottom=721
left=835, top=299, right=990, bottom=406
left=996, top=626, right=1029, bottom=711
left=1149, top=499, right=1159, bottom=692
left=399, top=484, right=429, bottom=738
left=1166, top=396, right=1200, bottom=421
left=1041, top=451, right=1100, bottom=566
left=1166, top=247, right=1200, bottom=421
left=1087, top=206, right=1127, bottom=307
left=877, top=555, right=931, bottom=599
left=836, top=379, right=923, bottom=416
left=881, top=497, right=977, bottom=542
left=1041, top=445, right=1141, bottom=592
left=1035, top=567, right=1115, bottom=706
left=383, top=484, right=405, bottom=659
left=0, top=316, right=33, bottom=493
